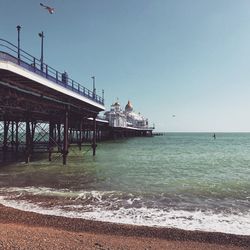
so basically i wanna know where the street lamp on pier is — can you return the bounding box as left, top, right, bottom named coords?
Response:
left=91, top=76, right=96, bottom=99
left=38, top=31, right=44, bottom=71
left=16, top=25, right=21, bottom=62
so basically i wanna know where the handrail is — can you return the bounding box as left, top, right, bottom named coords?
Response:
left=0, top=38, right=104, bottom=105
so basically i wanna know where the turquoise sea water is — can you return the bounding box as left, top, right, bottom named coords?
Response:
left=0, top=133, right=249, bottom=235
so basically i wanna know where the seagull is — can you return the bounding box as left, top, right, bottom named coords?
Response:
left=40, top=3, right=55, bottom=14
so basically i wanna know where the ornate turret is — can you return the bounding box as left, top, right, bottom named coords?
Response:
left=111, top=99, right=121, bottom=112
left=125, top=100, right=133, bottom=112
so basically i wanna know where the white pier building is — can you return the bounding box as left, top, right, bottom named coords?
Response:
left=104, top=100, right=149, bottom=129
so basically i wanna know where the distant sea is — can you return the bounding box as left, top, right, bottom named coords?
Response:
left=0, top=133, right=249, bottom=235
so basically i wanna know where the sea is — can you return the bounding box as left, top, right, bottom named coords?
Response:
left=0, top=133, right=249, bottom=236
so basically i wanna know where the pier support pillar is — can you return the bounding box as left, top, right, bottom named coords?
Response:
left=2, top=119, right=9, bottom=162
left=15, top=121, right=19, bottom=156
left=48, top=121, right=55, bottom=161
left=25, top=120, right=31, bottom=164
left=69, top=128, right=73, bottom=144
left=57, top=123, right=61, bottom=152
left=62, top=110, right=69, bottom=165
left=92, top=115, right=97, bottom=156
left=79, top=119, right=83, bottom=151
left=11, top=121, right=14, bottom=151
left=86, top=129, right=90, bottom=141
left=31, top=122, right=36, bottom=155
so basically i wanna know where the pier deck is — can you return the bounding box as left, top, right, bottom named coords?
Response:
left=0, top=38, right=104, bottom=164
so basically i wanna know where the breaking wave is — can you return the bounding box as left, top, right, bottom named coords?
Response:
left=0, top=187, right=249, bottom=236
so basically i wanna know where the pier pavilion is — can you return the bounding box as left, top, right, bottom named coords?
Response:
left=0, top=38, right=105, bottom=164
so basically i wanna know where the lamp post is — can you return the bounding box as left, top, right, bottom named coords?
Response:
left=102, top=89, right=104, bottom=104
left=16, top=25, right=21, bottom=62
left=91, top=76, right=96, bottom=99
left=38, top=31, right=44, bottom=71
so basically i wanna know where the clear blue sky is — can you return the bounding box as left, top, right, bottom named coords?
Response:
left=1, top=0, right=250, bottom=132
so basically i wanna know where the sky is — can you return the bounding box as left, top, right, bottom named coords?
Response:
left=1, top=0, right=250, bottom=132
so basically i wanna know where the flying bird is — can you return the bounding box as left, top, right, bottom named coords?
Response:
left=40, top=3, right=55, bottom=14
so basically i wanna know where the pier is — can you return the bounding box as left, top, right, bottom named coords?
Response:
left=0, top=37, right=153, bottom=165
left=0, top=38, right=104, bottom=164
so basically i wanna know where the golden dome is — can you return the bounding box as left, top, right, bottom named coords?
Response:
left=125, top=100, right=133, bottom=112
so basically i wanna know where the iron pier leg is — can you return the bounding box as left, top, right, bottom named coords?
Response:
left=92, top=116, right=97, bottom=156
left=49, top=121, right=54, bottom=161
left=87, top=130, right=90, bottom=141
left=97, top=129, right=100, bottom=142
left=57, top=123, right=61, bottom=152
left=31, top=122, right=36, bottom=156
left=3, top=119, right=9, bottom=162
left=73, top=129, right=76, bottom=143
left=76, top=129, right=78, bottom=144
left=15, top=121, right=19, bottom=157
left=63, top=110, right=69, bottom=165
left=69, top=128, right=72, bottom=144
left=79, top=119, right=83, bottom=150
left=25, top=120, right=31, bottom=164
left=11, top=121, right=14, bottom=151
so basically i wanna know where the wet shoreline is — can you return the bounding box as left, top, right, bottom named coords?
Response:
left=0, top=204, right=249, bottom=249
left=0, top=186, right=249, bottom=236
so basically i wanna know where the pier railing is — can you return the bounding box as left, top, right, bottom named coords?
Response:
left=0, top=38, right=104, bottom=105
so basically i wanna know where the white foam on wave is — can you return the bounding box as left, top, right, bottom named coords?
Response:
left=0, top=186, right=118, bottom=200
left=0, top=191, right=249, bottom=236
left=0, top=186, right=75, bottom=197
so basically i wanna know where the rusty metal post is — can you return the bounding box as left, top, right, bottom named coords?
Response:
left=63, top=110, right=69, bottom=165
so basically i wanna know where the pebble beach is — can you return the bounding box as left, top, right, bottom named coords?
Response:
left=0, top=204, right=249, bottom=250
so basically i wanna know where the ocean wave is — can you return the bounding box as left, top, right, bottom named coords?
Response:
left=0, top=187, right=249, bottom=236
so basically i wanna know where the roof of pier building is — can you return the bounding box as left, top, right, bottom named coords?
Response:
left=125, top=100, right=133, bottom=113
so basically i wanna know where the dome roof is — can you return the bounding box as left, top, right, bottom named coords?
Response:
left=112, top=98, right=120, bottom=107
left=125, top=100, right=133, bottom=111
left=114, top=101, right=120, bottom=106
